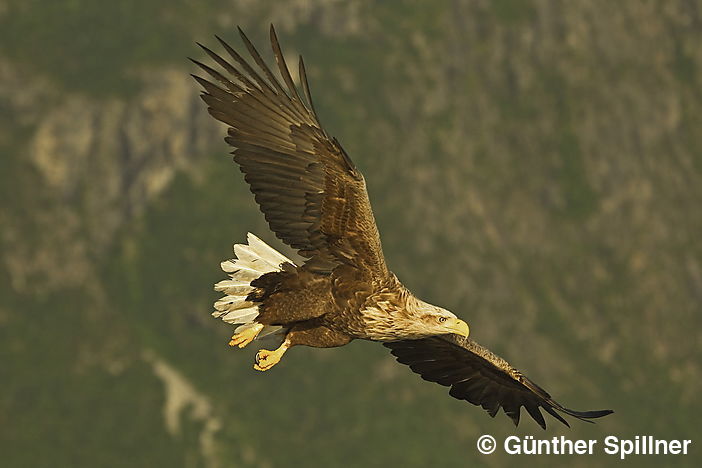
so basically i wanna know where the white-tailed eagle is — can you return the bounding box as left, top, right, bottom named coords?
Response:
left=191, top=26, right=613, bottom=429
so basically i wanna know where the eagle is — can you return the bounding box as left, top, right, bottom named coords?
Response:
left=191, top=25, right=613, bottom=429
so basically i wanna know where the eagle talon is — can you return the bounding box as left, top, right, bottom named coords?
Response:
left=229, top=323, right=264, bottom=348
left=253, top=341, right=289, bottom=371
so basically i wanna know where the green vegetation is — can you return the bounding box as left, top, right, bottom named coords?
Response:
left=1, top=1, right=700, bottom=467
left=0, top=0, right=227, bottom=96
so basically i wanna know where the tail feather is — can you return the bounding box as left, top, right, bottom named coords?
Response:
left=213, top=295, right=252, bottom=313
left=245, top=232, right=293, bottom=267
left=222, top=307, right=259, bottom=324
left=213, top=233, right=295, bottom=339
left=213, top=281, right=251, bottom=296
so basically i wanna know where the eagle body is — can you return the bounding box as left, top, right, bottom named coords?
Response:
left=239, top=249, right=457, bottom=347
left=193, top=26, right=613, bottom=429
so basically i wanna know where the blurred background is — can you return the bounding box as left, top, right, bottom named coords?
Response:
left=1, top=0, right=701, bottom=466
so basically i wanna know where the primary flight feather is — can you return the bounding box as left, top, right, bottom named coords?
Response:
left=191, top=25, right=613, bottom=429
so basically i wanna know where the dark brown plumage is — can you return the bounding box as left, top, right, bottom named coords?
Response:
left=384, top=336, right=613, bottom=429
left=192, top=25, right=613, bottom=429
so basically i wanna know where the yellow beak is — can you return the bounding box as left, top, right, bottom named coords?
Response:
left=448, top=318, right=470, bottom=337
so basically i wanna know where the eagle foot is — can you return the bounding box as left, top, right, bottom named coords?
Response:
left=254, top=342, right=289, bottom=371
left=229, top=323, right=264, bottom=348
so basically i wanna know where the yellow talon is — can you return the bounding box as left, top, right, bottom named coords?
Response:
left=253, top=341, right=290, bottom=371
left=229, top=323, right=264, bottom=348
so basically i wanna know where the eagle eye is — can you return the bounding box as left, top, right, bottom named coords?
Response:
left=438, top=316, right=447, bottom=323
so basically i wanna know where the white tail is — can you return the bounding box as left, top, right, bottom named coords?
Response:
left=213, top=233, right=295, bottom=339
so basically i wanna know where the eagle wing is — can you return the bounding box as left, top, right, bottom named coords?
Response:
left=191, top=26, right=388, bottom=278
left=384, top=335, right=613, bottom=429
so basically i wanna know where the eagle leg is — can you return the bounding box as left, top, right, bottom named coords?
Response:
left=229, top=323, right=264, bottom=348
left=254, top=338, right=290, bottom=371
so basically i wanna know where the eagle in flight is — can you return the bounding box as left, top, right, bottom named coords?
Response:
left=191, top=25, right=613, bottom=429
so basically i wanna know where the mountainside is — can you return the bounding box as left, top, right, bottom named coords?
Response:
left=1, top=1, right=700, bottom=466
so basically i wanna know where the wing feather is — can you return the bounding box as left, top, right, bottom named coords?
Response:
left=192, top=25, right=388, bottom=278
left=384, top=335, right=613, bottom=429
left=298, top=55, right=320, bottom=121
left=269, top=26, right=304, bottom=104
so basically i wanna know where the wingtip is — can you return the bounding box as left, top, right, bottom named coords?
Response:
left=214, top=34, right=233, bottom=53
left=189, top=73, right=210, bottom=88
left=554, top=406, right=614, bottom=426
left=196, top=41, right=212, bottom=54
left=188, top=57, right=208, bottom=70
left=237, top=25, right=250, bottom=43
left=188, top=58, right=215, bottom=75
left=572, top=408, right=615, bottom=419
left=269, top=23, right=281, bottom=45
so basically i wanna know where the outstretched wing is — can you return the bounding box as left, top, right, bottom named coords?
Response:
left=384, top=335, right=613, bottom=429
left=191, top=25, right=388, bottom=278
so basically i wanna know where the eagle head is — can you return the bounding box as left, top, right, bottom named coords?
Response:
left=359, top=295, right=470, bottom=341
left=411, top=300, right=470, bottom=338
